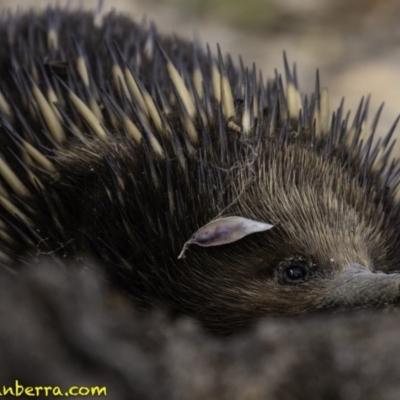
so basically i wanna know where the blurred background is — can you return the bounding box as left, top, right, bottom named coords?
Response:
left=2, top=0, right=400, bottom=152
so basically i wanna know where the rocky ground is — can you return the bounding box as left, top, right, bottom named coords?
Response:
left=1, top=0, right=400, bottom=155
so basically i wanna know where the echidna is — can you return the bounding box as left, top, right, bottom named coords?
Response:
left=1, top=5, right=400, bottom=334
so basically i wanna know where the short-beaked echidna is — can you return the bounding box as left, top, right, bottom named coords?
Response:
left=1, top=6, right=400, bottom=334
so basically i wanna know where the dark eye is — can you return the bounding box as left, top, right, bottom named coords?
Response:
left=280, top=261, right=309, bottom=284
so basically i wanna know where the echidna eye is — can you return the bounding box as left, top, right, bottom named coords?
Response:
left=280, top=261, right=309, bottom=284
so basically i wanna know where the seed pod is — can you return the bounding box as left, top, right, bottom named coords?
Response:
left=178, top=217, right=275, bottom=259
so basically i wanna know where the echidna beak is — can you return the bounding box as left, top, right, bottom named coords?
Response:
left=319, top=264, right=400, bottom=309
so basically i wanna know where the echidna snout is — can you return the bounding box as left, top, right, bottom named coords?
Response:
left=0, top=7, right=400, bottom=333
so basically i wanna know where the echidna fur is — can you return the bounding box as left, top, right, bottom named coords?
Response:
left=1, top=6, right=400, bottom=335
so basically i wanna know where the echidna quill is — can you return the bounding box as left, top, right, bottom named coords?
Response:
left=1, top=6, right=400, bottom=334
